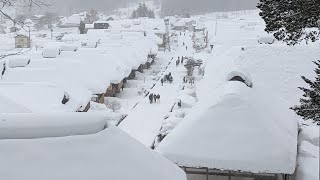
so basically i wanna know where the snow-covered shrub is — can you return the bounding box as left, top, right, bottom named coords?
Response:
left=42, top=46, right=61, bottom=58
left=107, top=100, right=121, bottom=112
left=258, top=36, right=275, bottom=44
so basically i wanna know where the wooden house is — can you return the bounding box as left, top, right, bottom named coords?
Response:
left=128, top=70, right=136, bottom=80
left=93, top=21, right=110, bottom=29
left=15, top=35, right=30, bottom=48
left=106, top=17, right=114, bottom=21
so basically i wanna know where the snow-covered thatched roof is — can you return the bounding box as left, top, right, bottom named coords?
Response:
left=0, top=113, right=186, bottom=180
left=156, top=81, right=298, bottom=174
left=0, top=82, right=90, bottom=113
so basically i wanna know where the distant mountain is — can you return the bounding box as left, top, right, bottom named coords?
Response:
left=161, top=0, right=258, bottom=16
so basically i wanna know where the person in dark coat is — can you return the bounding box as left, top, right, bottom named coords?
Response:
left=161, top=78, right=164, bottom=86
left=183, top=42, right=185, bottom=46
left=154, top=94, right=157, bottom=103
left=156, top=94, right=160, bottom=103
left=186, top=46, right=188, bottom=51
left=149, top=93, right=153, bottom=104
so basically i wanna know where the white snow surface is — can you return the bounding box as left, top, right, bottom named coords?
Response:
left=296, top=141, right=319, bottom=180
left=0, top=125, right=186, bottom=180
left=0, top=113, right=108, bottom=139
left=157, top=81, right=298, bottom=174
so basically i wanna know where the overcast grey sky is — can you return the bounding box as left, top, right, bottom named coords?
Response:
left=32, top=0, right=258, bottom=16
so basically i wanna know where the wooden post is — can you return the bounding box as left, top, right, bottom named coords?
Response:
left=206, top=168, right=209, bottom=180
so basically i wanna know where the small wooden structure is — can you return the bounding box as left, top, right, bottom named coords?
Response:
left=94, top=21, right=110, bottom=29
left=15, top=35, right=30, bottom=48
left=77, top=102, right=91, bottom=112
left=93, top=93, right=105, bottom=104
left=137, top=64, right=144, bottom=73
left=128, top=70, right=136, bottom=80
left=181, top=167, right=291, bottom=180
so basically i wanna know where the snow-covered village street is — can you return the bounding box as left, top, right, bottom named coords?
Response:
left=0, top=1, right=319, bottom=180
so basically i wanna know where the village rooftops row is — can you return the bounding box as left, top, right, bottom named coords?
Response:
left=0, top=30, right=159, bottom=113
left=0, top=113, right=187, bottom=180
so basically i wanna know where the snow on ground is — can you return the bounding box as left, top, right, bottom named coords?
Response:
left=296, top=125, right=320, bottom=180
left=119, top=30, right=203, bottom=147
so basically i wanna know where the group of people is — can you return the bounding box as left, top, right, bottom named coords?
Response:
left=183, top=76, right=195, bottom=85
left=161, top=72, right=173, bottom=85
left=149, top=93, right=161, bottom=104
left=176, top=56, right=187, bottom=67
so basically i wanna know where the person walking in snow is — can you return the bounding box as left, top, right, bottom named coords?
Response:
left=154, top=94, right=157, bottom=103
left=178, top=56, right=180, bottom=61
left=156, top=94, right=160, bottom=103
left=183, top=76, right=186, bottom=83
left=161, top=78, right=164, bottom=86
left=180, top=32, right=182, bottom=36
left=183, top=42, right=185, bottom=46
left=149, top=93, right=153, bottom=104
left=186, top=46, right=188, bottom=51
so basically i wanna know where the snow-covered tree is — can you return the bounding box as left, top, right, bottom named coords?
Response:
left=84, top=9, right=99, bottom=24
left=257, top=0, right=320, bottom=45
left=131, top=3, right=155, bottom=19
left=291, top=60, right=320, bottom=125
left=107, top=100, right=121, bottom=112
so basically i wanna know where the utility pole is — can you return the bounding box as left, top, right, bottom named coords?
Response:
left=28, top=26, right=31, bottom=49
left=164, top=18, right=171, bottom=52
left=215, top=17, right=218, bottom=36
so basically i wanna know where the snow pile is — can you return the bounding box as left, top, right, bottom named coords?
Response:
left=42, top=45, right=61, bottom=58
left=157, top=81, right=298, bottom=174
left=0, top=125, right=186, bottom=180
left=225, top=68, right=253, bottom=87
left=60, top=44, right=78, bottom=52
left=298, top=126, right=320, bottom=146
left=258, top=35, right=275, bottom=44
left=0, top=94, right=31, bottom=113
left=6, top=56, right=30, bottom=68
left=296, top=126, right=319, bottom=180
left=0, top=113, right=108, bottom=139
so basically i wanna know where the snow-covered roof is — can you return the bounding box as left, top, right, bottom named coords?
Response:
left=0, top=113, right=108, bottom=139
left=174, top=18, right=197, bottom=27
left=0, top=82, right=89, bottom=113
left=0, top=93, right=31, bottom=113
left=157, top=81, right=298, bottom=174
left=0, top=118, right=186, bottom=180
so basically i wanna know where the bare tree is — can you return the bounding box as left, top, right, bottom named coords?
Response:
left=0, top=0, right=47, bottom=59
left=107, top=100, right=121, bottom=112
left=0, top=0, right=48, bottom=23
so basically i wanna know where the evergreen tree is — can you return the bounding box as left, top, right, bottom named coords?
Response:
left=291, top=60, right=320, bottom=125
left=257, top=0, right=320, bottom=45
left=131, top=3, right=155, bottom=19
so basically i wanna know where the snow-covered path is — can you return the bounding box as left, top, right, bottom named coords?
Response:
left=119, top=32, right=195, bottom=147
